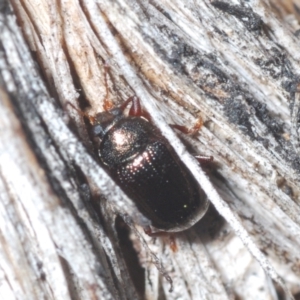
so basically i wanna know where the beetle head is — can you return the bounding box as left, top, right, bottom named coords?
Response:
left=92, top=107, right=123, bottom=139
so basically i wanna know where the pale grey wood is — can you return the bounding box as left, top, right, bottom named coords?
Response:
left=1, top=0, right=300, bottom=299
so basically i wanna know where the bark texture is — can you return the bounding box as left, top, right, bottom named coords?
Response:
left=1, top=0, right=300, bottom=299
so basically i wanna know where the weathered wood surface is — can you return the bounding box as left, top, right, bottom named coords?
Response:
left=1, top=0, right=300, bottom=299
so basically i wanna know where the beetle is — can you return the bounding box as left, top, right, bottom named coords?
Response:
left=91, top=95, right=210, bottom=232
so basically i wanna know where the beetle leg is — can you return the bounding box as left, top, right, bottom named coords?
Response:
left=144, top=227, right=178, bottom=252
left=144, top=226, right=159, bottom=236
left=195, top=155, right=214, bottom=164
left=121, top=96, right=152, bottom=120
left=128, top=96, right=142, bottom=116
left=169, top=235, right=178, bottom=252
left=118, top=96, right=136, bottom=112
left=144, top=226, right=171, bottom=237
left=170, top=118, right=203, bottom=135
left=171, top=119, right=214, bottom=164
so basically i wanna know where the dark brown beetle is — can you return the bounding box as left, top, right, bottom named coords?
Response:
left=91, top=96, right=209, bottom=232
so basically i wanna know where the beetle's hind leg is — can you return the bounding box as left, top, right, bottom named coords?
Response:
left=144, top=227, right=178, bottom=252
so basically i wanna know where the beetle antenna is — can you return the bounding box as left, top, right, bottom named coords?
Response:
left=103, top=61, right=114, bottom=111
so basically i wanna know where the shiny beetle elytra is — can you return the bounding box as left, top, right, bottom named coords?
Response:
left=92, top=96, right=209, bottom=232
